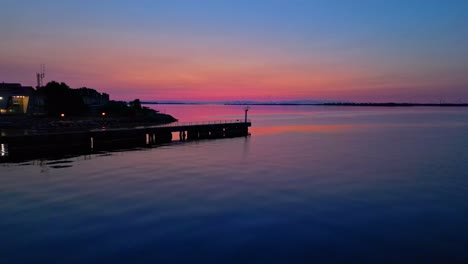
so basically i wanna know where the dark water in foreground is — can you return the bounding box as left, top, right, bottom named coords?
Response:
left=1, top=105, right=468, bottom=263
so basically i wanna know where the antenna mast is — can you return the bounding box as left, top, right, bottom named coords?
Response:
left=36, top=64, right=45, bottom=88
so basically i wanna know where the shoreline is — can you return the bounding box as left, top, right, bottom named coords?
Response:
left=142, top=102, right=468, bottom=107
left=0, top=113, right=177, bottom=136
left=228, top=103, right=468, bottom=107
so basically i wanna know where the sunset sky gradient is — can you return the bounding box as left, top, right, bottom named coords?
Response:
left=1, top=0, right=467, bottom=102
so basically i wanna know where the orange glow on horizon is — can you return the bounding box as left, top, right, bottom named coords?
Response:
left=3, top=32, right=466, bottom=103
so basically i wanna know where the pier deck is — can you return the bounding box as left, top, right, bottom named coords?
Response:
left=0, top=120, right=251, bottom=160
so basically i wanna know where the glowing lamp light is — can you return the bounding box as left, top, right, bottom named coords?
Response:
left=60, top=113, right=65, bottom=118
left=101, top=112, right=106, bottom=116
left=0, top=97, right=3, bottom=100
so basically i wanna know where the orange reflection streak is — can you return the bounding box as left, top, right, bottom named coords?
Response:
left=252, top=124, right=365, bottom=136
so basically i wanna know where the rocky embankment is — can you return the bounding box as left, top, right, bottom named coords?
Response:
left=0, top=113, right=177, bottom=134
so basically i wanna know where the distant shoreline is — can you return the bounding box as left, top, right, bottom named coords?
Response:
left=143, top=102, right=468, bottom=107
left=328, top=103, right=468, bottom=107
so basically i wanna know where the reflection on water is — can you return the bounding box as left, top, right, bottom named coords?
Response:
left=1, top=143, right=7, bottom=156
left=253, top=124, right=360, bottom=135
left=1, top=105, right=468, bottom=263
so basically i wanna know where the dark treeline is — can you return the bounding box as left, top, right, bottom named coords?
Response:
left=37, top=81, right=176, bottom=123
left=102, top=99, right=177, bottom=123
left=37, top=81, right=87, bottom=116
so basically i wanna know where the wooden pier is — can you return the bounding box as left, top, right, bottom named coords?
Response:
left=0, top=120, right=251, bottom=160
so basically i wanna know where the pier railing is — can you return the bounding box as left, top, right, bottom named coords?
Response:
left=150, top=119, right=251, bottom=128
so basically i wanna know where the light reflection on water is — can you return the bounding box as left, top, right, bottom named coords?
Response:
left=1, top=105, right=468, bottom=263
left=0, top=143, right=7, bottom=156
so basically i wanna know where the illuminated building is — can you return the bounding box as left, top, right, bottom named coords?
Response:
left=0, top=83, right=35, bottom=114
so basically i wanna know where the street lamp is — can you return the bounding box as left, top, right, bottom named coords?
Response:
left=244, top=106, right=249, bottom=123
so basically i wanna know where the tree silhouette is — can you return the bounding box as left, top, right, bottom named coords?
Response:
left=37, top=81, right=87, bottom=116
left=129, top=99, right=142, bottom=111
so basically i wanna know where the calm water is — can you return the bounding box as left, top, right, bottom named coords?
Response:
left=1, top=105, right=468, bottom=263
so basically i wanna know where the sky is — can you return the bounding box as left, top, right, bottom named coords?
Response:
left=0, top=0, right=467, bottom=102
